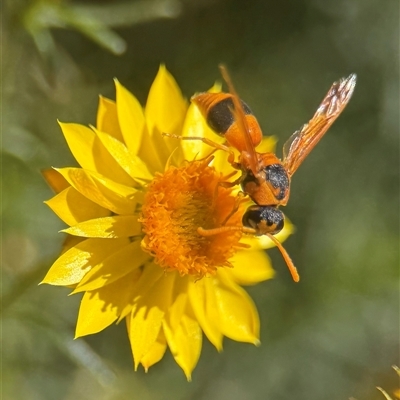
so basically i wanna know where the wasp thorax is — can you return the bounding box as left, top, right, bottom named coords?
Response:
left=241, top=163, right=289, bottom=202
left=264, top=164, right=289, bottom=201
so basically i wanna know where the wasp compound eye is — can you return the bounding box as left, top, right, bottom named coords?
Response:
left=242, top=205, right=284, bottom=235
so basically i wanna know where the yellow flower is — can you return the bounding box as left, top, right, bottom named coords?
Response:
left=41, top=65, right=293, bottom=380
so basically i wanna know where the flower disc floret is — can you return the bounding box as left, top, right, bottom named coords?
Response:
left=140, top=157, right=243, bottom=277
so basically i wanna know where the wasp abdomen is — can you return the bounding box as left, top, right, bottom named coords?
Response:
left=192, top=92, right=263, bottom=152
left=242, top=205, right=284, bottom=235
left=192, top=93, right=253, bottom=133
left=207, top=97, right=252, bottom=134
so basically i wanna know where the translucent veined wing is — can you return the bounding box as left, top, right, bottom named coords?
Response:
left=283, top=74, right=357, bottom=178
left=219, top=65, right=259, bottom=176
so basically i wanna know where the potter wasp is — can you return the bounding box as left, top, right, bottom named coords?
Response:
left=168, top=66, right=356, bottom=281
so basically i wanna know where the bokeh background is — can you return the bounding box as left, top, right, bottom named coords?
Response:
left=2, top=0, right=399, bottom=399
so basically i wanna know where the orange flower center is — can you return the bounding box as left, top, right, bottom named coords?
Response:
left=140, top=157, right=244, bottom=277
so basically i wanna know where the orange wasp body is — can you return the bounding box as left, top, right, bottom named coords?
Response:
left=175, top=67, right=356, bottom=281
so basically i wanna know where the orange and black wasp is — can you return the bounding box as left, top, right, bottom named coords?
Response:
left=169, top=66, right=356, bottom=281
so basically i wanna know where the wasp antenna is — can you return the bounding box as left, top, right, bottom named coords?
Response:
left=266, top=233, right=300, bottom=282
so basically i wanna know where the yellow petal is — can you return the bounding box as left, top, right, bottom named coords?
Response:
left=163, top=303, right=202, bottom=381
left=137, top=129, right=166, bottom=174
left=139, top=329, right=167, bottom=372
left=60, top=235, right=85, bottom=255
left=41, top=238, right=129, bottom=286
left=93, top=127, right=153, bottom=183
left=42, top=168, right=70, bottom=193
left=206, top=81, right=222, bottom=93
left=145, top=127, right=186, bottom=173
left=241, top=218, right=295, bottom=250
left=115, top=79, right=145, bottom=155
left=45, top=187, right=110, bottom=226
left=168, top=276, right=189, bottom=329
left=116, top=265, right=158, bottom=322
left=181, top=100, right=225, bottom=161
left=73, top=240, right=150, bottom=293
left=128, top=267, right=174, bottom=369
left=145, top=65, right=187, bottom=137
left=188, top=278, right=223, bottom=351
left=59, top=122, right=134, bottom=186
left=227, top=250, right=275, bottom=285
left=61, top=215, right=141, bottom=238
left=75, top=268, right=141, bottom=338
left=212, top=269, right=260, bottom=344
left=144, top=66, right=188, bottom=168
left=96, top=95, right=124, bottom=142
left=256, top=135, right=278, bottom=153
left=212, top=149, right=239, bottom=178
left=55, top=167, right=138, bottom=215
left=58, top=122, right=97, bottom=171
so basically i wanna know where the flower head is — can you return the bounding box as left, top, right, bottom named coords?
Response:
left=42, top=65, right=292, bottom=379
left=140, top=156, right=244, bottom=277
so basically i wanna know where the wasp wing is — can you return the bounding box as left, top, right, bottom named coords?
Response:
left=219, top=65, right=259, bottom=176
left=283, top=74, right=357, bottom=178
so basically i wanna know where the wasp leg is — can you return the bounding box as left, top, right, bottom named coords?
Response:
left=197, top=225, right=256, bottom=236
left=162, top=132, right=237, bottom=166
left=209, top=171, right=240, bottom=214
left=211, top=167, right=242, bottom=211
left=197, top=147, right=219, bottom=162
left=221, top=169, right=240, bottom=181
left=212, top=169, right=239, bottom=201
left=220, top=191, right=247, bottom=226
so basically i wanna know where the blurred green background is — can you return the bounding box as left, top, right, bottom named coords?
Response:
left=2, top=0, right=399, bottom=399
